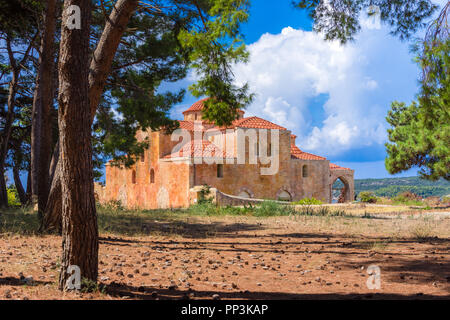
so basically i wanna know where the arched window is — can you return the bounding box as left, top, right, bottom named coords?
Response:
left=302, top=165, right=308, bottom=178
left=217, top=164, right=223, bottom=178
left=150, top=168, right=155, bottom=183
left=140, top=152, right=145, bottom=162
left=238, top=190, right=251, bottom=198
left=278, top=190, right=292, bottom=201
left=131, top=170, right=136, bottom=184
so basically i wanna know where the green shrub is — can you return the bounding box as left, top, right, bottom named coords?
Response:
left=7, top=187, right=21, bottom=206
left=198, top=185, right=213, bottom=204
left=254, top=201, right=295, bottom=217
left=292, top=197, right=323, bottom=205
left=392, top=191, right=423, bottom=205
left=189, top=202, right=219, bottom=215
left=394, top=191, right=421, bottom=201
left=358, top=191, right=377, bottom=203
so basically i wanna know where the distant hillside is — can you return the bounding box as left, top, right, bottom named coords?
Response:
left=353, top=176, right=450, bottom=198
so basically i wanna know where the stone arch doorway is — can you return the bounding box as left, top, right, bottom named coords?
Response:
left=331, top=176, right=351, bottom=203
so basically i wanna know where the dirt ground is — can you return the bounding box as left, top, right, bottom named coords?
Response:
left=0, top=206, right=449, bottom=300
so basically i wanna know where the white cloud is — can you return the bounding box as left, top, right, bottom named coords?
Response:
left=364, top=78, right=378, bottom=90
left=233, top=23, right=419, bottom=158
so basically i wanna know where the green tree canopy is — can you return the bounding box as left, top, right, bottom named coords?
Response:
left=294, top=0, right=437, bottom=43
left=385, top=5, right=449, bottom=181
left=90, top=0, right=254, bottom=170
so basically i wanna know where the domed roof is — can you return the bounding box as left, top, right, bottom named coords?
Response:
left=182, top=98, right=210, bottom=114
left=182, top=98, right=245, bottom=115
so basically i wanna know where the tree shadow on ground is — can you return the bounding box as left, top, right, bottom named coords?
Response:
left=100, top=217, right=265, bottom=239
left=0, top=207, right=266, bottom=238
left=103, top=282, right=449, bottom=300
left=99, top=230, right=449, bottom=289
left=0, top=276, right=53, bottom=287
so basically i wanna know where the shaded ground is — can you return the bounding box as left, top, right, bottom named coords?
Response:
left=0, top=205, right=449, bottom=300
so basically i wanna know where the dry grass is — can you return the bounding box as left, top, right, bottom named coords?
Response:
left=0, top=204, right=449, bottom=300
left=1, top=203, right=449, bottom=241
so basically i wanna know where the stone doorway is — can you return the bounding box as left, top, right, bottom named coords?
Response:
left=331, top=176, right=351, bottom=203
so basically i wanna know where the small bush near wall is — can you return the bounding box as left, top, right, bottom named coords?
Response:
left=358, top=191, right=378, bottom=203
left=292, top=197, right=323, bottom=205
left=198, top=185, right=213, bottom=204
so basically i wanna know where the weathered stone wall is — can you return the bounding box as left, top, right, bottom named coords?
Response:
left=98, top=130, right=191, bottom=209
left=215, top=190, right=272, bottom=206
left=189, top=186, right=289, bottom=207
left=291, top=159, right=331, bottom=202
left=191, top=129, right=331, bottom=203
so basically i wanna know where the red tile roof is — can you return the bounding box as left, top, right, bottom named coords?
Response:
left=291, top=145, right=326, bottom=160
left=176, top=99, right=351, bottom=169
left=182, top=98, right=210, bottom=114
left=163, top=140, right=234, bottom=159
left=329, top=163, right=351, bottom=170
left=232, top=116, right=287, bottom=130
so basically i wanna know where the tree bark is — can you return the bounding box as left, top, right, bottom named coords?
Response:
left=0, top=38, right=19, bottom=208
left=88, top=0, right=138, bottom=120
left=41, top=0, right=138, bottom=231
left=31, top=0, right=57, bottom=216
left=58, top=0, right=98, bottom=289
left=40, top=159, right=62, bottom=233
left=13, top=164, right=27, bottom=205
left=26, top=166, right=31, bottom=202
left=0, top=168, right=7, bottom=207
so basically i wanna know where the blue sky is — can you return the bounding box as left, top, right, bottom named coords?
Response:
left=170, top=1, right=449, bottom=179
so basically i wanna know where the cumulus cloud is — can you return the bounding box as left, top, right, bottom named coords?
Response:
left=232, top=23, right=419, bottom=159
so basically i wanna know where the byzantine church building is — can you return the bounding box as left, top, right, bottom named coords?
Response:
left=96, top=98, right=354, bottom=208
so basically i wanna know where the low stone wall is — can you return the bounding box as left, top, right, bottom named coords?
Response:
left=190, top=185, right=289, bottom=207
left=216, top=190, right=269, bottom=206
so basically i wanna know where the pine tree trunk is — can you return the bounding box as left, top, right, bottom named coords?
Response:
left=40, top=160, right=62, bottom=233
left=26, top=166, right=31, bottom=202
left=31, top=0, right=57, bottom=215
left=0, top=166, right=7, bottom=207
left=40, top=0, right=138, bottom=232
left=40, top=138, right=62, bottom=232
left=13, top=165, right=27, bottom=205
left=57, top=0, right=98, bottom=290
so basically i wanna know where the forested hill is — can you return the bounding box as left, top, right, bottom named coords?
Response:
left=354, top=176, right=450, bottom=198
